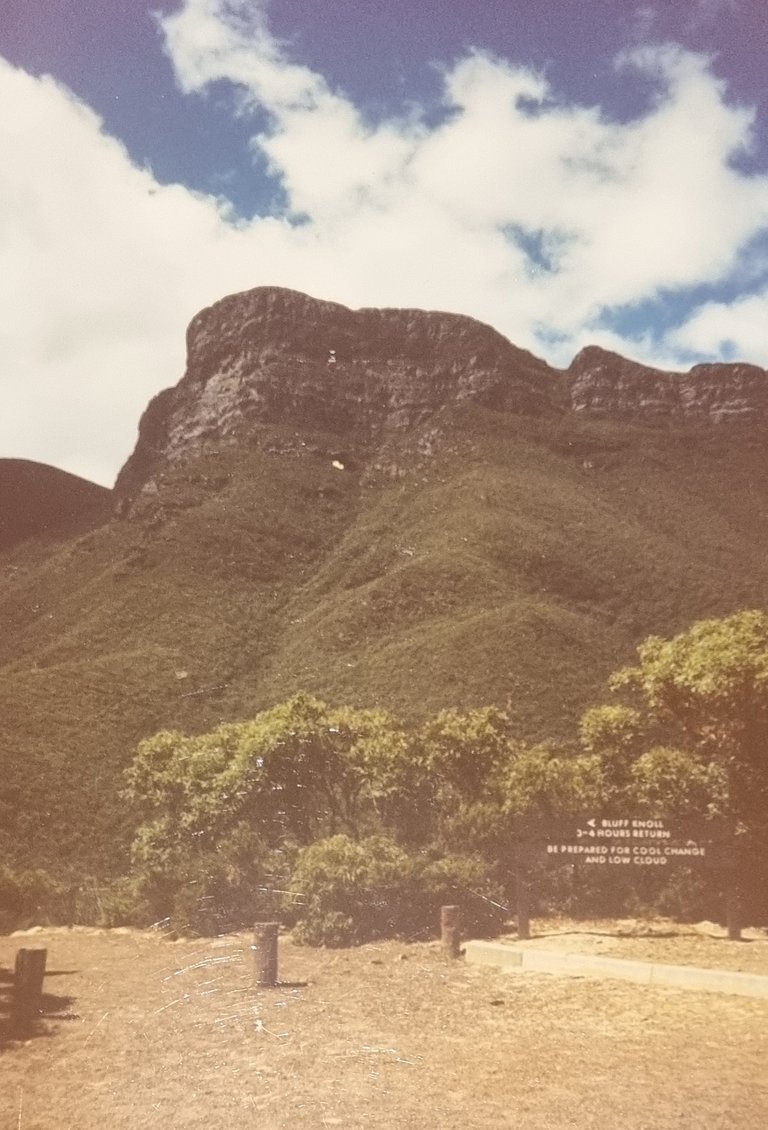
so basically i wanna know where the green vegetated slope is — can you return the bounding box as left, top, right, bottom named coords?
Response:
left=3, top=406, right=768, bottom=877
left=0, top=458, right=111, bottom=551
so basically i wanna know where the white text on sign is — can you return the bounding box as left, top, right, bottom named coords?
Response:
left=546, top=843, right=707, bottom=865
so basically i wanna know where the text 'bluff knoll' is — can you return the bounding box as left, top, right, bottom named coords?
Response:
left=115, top=286, right=768, bottom=499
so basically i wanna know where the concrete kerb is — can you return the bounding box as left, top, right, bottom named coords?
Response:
left=463, top=940, right=768, bottom=999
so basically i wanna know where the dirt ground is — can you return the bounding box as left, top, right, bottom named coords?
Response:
left=2, top=920, right=768, bottom=1130
left=500, top=916, right=768, bottom=974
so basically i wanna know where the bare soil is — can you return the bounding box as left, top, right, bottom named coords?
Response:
left=2, top=921, right=768, bottom=1130
left=501, top=916, right=768, bottom=974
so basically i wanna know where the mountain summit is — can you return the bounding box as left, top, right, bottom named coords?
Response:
left=115, top=287, right=768, bottom=502
left=4, top=286, right=768, bottom=877
left=115, top=286, right=554, bottom=500
left=569, top=345, right=768, bottom=422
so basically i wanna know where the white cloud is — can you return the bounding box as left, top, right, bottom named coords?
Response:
left=1, top=0, right=767, bottom=484
left=0, top=60, right=241, bottom=484
left=159, top=2, right=768, bottom=345
left=668, top=290, right=768, bottom=361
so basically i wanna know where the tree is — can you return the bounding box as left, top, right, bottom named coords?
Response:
left=123, top=693, right=413, bottom=930
left=413, top=706, right=518, bottom=873
left=611, top=611, right=768, bottom=819
left=417, top=706, right=513, bottom=804
left=578, top=704, right=644, bottom=802
left=287, top=834, right=504, bottom=946
left=606, top=610, right=768, bottom=935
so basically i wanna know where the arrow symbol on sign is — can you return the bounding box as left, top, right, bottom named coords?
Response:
left=587, top=818, right=596, bottom=828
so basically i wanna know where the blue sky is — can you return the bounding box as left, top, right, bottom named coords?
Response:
left=2, top=0, right=767, bottom=485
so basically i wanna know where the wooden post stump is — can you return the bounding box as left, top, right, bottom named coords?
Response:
left=12, top=948, right=47, bottom=1035
left=253, top=923, right=279, bottom=986
left=441, top=905, right=461, bottom=958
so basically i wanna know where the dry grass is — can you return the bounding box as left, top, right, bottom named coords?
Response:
left=2, top=923, right=768, bottom=1129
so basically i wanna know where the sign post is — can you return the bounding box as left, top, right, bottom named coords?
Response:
left=512, top=815, right=725, bottom=935
left=522, top=814, right=722, bottom=868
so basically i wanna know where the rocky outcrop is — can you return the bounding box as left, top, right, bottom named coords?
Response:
left=115, top=287, right=555, bottom=499
left=114, top=287, right=768, bottom=501
left=568, top=346, right=768, bottom=423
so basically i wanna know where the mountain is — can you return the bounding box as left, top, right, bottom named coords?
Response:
left=569, top=345, right=768, bottom=422
left=114, top=286, right=555, bottom=500
left=3, top=286, right=768, bottom=879
left=0, top=459, right=110, bottom=551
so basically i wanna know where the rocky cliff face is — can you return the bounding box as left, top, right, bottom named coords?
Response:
left=115, top=287, right=554, bottom=499
left=568, top=346, right=768, bottom=423
left=114, top=287, right=768, bottom=500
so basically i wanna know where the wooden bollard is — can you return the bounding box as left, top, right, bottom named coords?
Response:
left=441, top=905, right=461, bottom=958
left=12, top=948, right=47, bottom=1035
left=252, top=922, right=279, bottom=986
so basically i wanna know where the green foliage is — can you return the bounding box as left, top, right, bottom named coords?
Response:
left=122, top=695, right=426, bottom=934
left=501, top=743, right=604, bottom=820
left=582, top=611, right=768, bottom=923
left=130, top=819, right=290, bottom=935
left=124, top=693, right=412, bottom=849
left=414, top=708, right=531, bottom=867
left=81, top=876, right=154, bottom=929
left=610, top=610, right=768, bottom=827
left=288, top=835, right=418, bottom=945
left=613, top=610, right=768, bottom=726
left=0, top=865, right=62, bottom=932
left=577, top=705, right=645, bottom=801
left=121, top=666, right=763, bottom=937
left=288, top=835, right=504, bottom=946
left=418, top=853, right=507, bottom=937
left=8, top=406, right=768, bottom=926
left=579, top=704, right=644, bottom=759
left=649, top=867, right=712, bottom=922
left=417, top=706, right=512, bottom=803
left=7, top=411, right=768, bottom=880
left=122, top=696, right=520, bottom=940
left=431, top=799, right=509, bottom=864
left=630, top=747, right=727, bottom=818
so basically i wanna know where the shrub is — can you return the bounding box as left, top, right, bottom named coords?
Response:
left=131, top=847, right=291, bottom=936
left=288, top=835, right=419, bottom=945
left=0, top=865, right=61, bottom=932
left=419, top=854, right=506, bottom=938
left=288, top=835, right=505, bottom=946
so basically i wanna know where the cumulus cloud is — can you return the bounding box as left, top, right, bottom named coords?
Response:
left=2, top=0, right=767, bottom=484
left=0, top=59, right=239, bottom=484
left=669, top=289, right=768, bottom=359
left=158, top=0, right=768, bottom=347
